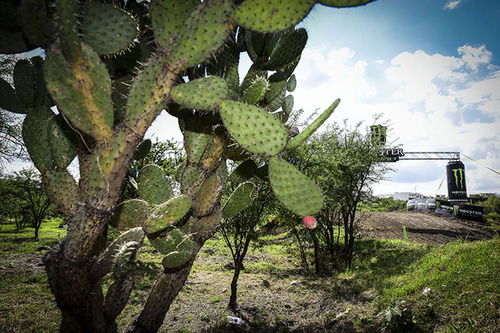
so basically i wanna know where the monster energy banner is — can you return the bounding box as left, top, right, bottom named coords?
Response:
left=437, top=200, right=484, bottom=221
left=446, top=161, right=467, bottom=201
left=370, top=125, right=387, bottom=146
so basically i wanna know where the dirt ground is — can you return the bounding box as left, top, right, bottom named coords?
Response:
left=357, top=211, right=496, bottom=245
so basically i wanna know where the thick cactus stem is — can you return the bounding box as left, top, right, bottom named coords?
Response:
left=287, top=98, right=340, bottom=150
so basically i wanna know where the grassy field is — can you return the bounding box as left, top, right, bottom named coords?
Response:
left=0, top=220, right=498, bottom=332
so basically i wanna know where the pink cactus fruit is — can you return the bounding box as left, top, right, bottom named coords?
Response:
left=302, top=215, right=317, bottom=229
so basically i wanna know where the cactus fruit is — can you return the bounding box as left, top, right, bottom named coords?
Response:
left=81, top=3, right=139, bottom=56
left=302, top=216, right=318, bottom=229
left=111, top=199, right=150, bottom=231
left=268, top=157, right=323, bottom=216
left=171, top=76, right=228, bottom=110
left=287, top=99, right=341, bottom=150
left=233, top=0, right=315, bottom=33
left=43, top=170, right=79, bottom=216
left=151, top=0, right=199, bottom=50
left=167, top=0, right=233, bottom=70
left=138, top=165, right=173, bottom=205
left=47, top=115, right=77, bottom=170
left=228, top=159, right=257, bottom=184
left=143, top=195, right=192, bottom=234
left=0, top=78, right=25, bottom=114
left=319, top=0, right=376, bottom=7
left=91, top=227, right=145, bottom=279
left=219, top=101, right=287, bottom=156
left=264, top=29, right=308, bottom=70
left=241, top=76, right=269, bottom=105
left=193, top=175, right=222, bottom=216
left=148, top=228, right=195, bottom=269
left=134, top=139, right=152, bottom=161
left=221, top=182, right=256, bottom=218
left=44, top=45, right=114, bottom=140
left=22, top=107, right=55, bottom=172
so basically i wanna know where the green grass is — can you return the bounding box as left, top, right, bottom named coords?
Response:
left=377, top=238, right=500, bottom=332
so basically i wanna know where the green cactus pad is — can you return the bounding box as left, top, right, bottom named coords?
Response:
left=255, top=164, right=269, bottom=181
left=180, top=165, right=204, bottom=194
left=221, top=182, right=256, bottom=218
left=43, top=170, right=79, bottom=216
left=183, top=119, right=211, bottom=164
left=81, top=3, right=139, bottom=56
left=269, top=55, right=301, bottom=83
left=193, top=175, right=222, bottom=217
left=168, top=0, right=233, bottom=70
left=47, top=115, right=77, bottom=169
left=286, top=75, right=297, bottom=92
left=282, top=95, right=294, bottom=116
left=149, top=228, right=195, bottom=268
left=13, top=59, right=35, bottom=108
left=228, top=159, right=257, bottom=184
left=0, top=78, right=25, bottom=114
left=240, top=65, right=267, bottom=95
left=268, top=157, right=323, bottom=216
left=220, top=101, right=287, bottom=156
left=151, top=0, right=199, bottom=49
left=264, top=80, right=287, bottom=112
left=91, top=227, right=145, bottom=279
left=111, top=199, right=150, bottom=231
left=22, top=107, right=54, bottom=171
left=287, top=99, right=340, bottom=150
left=144, top=195, right=192, bottom=234
left=171, top=76, right=228, bottom=110
left=233, top=0, right=315, bottom=33
left=134, top=139, right=152, bottom=161
left=201, top=128, right=227, bottom=170
left=138, top=164, right=173, bottom=205
left=264, top=29, right=308, bottom=70
left=225, top=144, right=250, bottom=161
left=241, top=76, right=269, bottom=105
left=44, top=45, right=114, bottom=139
left=318, top=0, right=376, bottom=7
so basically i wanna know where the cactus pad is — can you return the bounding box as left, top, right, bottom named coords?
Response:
left=264, top=29, right=308, bottom=70
left=282, top=95, right=294, bottom=117
left=241, top=76, right=269, bottom=105
left=287, top=99, right=340, bottom=150
left=134, top=139, right=152, bottom=161
left=143, top=195, right=192, bottom=234
left=149, top=228, right=195, bottom=269
left=151, top=0, right=199, bottom=49
left=22, top=107, right=54, bottom=171
left=221, top=182, right=256, bottom=218
left=13, top=59, right=35, bottom=108
left=180, top=165, right=204, bottom=194
left=228, top=159, right=257, bottom=184
left=0, top=29, right=27, bottom=54
left=168, top=0, right=233, bottom=70
left=0, top=78, right=25, bottom=114
left=111, top=199, right=150, bottom=231
left=193, top=175, right=222, bottom=217
left=319, top=0, right=376, bottom=7
left=138, top=164, right=173, bottom=205
left=286, top=75, right=297, bottom=92
left=81, top=3, right=139, bottom=56
left=233, top=0, right=315, bottom=33
left=171, top=76, right=228, bottom=110
left=44, top=45, right=114, bottom=139
left=240, top=65, right=267, bottom=95
left=43, top=170, right=79, bottom=216
left=47, top=115, right=77, bottom=169
left=183, top=119, right=211, bottom=163
left=268, top=157, right=323, bottom=216
left=220, top=101, right=287, bottom=156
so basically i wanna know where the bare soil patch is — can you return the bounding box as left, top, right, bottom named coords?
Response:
left=357, top=211, right=495, bottom=245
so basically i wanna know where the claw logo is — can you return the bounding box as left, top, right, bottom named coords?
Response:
left=452, top=168, right=464, bottom=189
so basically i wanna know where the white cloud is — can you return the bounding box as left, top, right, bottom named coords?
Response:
left=443, top=0, right=462, bottom=10
left=292, top=44, right=500, bottom=195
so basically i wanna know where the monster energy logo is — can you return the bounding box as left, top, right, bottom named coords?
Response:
left=452, top=168, right=465, bottom=189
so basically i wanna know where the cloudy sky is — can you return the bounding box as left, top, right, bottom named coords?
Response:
left=149, top=0, right=500, bottom=196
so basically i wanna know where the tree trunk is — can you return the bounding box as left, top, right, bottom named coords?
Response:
left=228, top=260, right=242, bottom=311
left=311, top=231, right=321, bottom=274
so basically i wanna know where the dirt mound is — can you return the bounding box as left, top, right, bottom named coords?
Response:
left=357, top=211, right=495, bottom=245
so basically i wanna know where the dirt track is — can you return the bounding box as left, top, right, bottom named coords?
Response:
left=357, top=211, right=495, bottom=245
